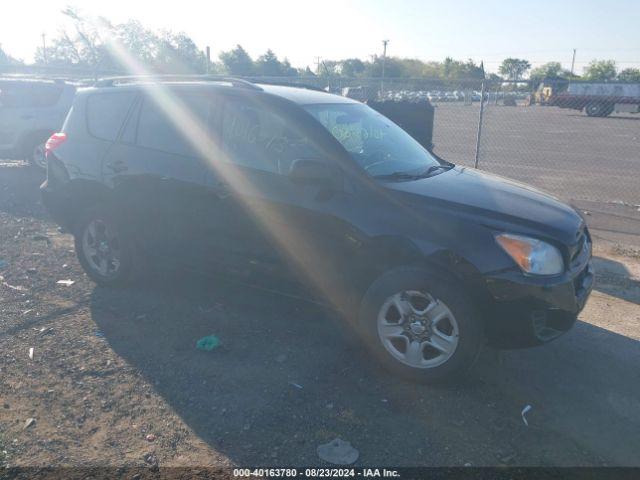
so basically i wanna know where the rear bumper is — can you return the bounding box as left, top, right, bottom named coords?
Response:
left=483, top=260, right=594, bottom=348
left=40, top=180, right=75, bottom=231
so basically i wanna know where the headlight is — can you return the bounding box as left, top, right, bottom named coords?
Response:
left=495, top=233, right=564, bottom=276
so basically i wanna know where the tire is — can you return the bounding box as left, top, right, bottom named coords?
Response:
left=585, top=102, right=613, bottom=117
left=74, top=205, right=137, bottom=287
left=358, top=266, right=484, bottom=383
left=23, top=134, right=50, bottom=170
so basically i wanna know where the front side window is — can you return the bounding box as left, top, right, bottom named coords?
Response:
left=304, top=103, right=440, bottom=177
left=221, top=98, right=322, bottom=174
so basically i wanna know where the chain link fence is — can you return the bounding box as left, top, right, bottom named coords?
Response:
left=341, top=77, right=639, bottom=210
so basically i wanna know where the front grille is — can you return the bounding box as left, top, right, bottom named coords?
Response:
left=570, top=227, right=591, bottom=267
left=571, top=234, right=586, bottom=264
left=573, top=266, right=588, bottom=292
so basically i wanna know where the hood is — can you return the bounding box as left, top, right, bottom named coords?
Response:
left=385, top=166, right=584, bottom=246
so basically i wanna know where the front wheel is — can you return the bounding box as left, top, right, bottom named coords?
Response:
left=359, top=267, right=484, bottom=383
left=74, top=206, right=136, bottom=286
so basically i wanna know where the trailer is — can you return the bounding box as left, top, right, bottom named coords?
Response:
left=550, top=81, right=640, bottom=117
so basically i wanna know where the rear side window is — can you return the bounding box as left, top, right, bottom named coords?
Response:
left=0, top=82, right=63, bottom=108
left=86, top=92, right=136, bottom=141
left=30, top=83, right=65, bottom=107
left=136, top=94, right=216, bottom=157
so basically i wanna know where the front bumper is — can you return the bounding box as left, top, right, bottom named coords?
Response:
left=483, top=257, right=594, bottom=348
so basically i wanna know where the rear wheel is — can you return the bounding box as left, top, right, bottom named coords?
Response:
left=23, top=135, right=49, bottom=170
left=359, top=267, right=483, bottom=383
left=74, top=206, right=137, bottom=286
left=585, top=102, right=613, bottom=117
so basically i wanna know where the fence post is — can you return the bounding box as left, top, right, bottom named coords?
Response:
left=474, top=81, right=486, bottom=169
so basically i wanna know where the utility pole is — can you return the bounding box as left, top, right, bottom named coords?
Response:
left=315, top=56, right=322, bottom=75
left=381, top=39, right=389, bottom=94
left=41, top=33, right=47, bottom=65
left=205, top=46, right=211, bottom=73
left=570, top=48, right=576, bottom=76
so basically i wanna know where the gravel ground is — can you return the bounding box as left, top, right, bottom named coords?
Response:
left=1, top=161, right=640, bottom=468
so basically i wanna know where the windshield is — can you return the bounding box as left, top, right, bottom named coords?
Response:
left=303, top=103, right=441, bottom=177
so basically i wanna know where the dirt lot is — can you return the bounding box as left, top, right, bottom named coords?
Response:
left=1, top=161, right=640, bottom=468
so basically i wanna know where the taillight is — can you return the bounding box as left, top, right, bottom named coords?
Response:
left=45, top=132, right=67, bottom=157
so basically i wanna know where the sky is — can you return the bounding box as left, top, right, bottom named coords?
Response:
left=1, top=0, right=639, bottom=73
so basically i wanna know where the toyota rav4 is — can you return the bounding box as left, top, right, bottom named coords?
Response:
left=41, top=76, right=594, bottom=382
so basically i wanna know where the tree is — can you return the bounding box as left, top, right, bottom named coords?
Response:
left=530, top=62, right=563, bottom=81
left=339, top=58, right=366, bottom=77
left=255, top=49, right=281, bottom=75
left=498, top=58, right=531, bottom=81
left=299, top=66, right=316, bottom=77
left=363, top=55, right=404, bottom=78
left=583, top=59, right=617, bottom=81
left=31, top=9, right=209, bottom=74
left=254, top=49, right=295, bottom=76
left=617, top=68, right=640, bottom=83
left=219, top=45, right=254, bottom=76
left=153, top=31, right=206, bottom=73
left=0, top=44, right=22, bottom=65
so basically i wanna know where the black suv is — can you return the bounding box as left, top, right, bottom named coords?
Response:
left=41, top=76, right=594, bottom=382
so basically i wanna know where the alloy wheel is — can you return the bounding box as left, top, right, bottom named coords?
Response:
left=81, top=219, right=122, bottom=279
left=377, top=290, right=459, bottom=368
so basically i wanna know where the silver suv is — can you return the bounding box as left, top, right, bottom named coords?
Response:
left=0, top=77, right=76, bottom=168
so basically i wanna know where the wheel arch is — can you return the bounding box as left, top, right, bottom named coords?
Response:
left=354, top=235, right=491, bottom=305
left=19, top=129, right=55, bottom=156
left=53, top=179, right=112, bottom=231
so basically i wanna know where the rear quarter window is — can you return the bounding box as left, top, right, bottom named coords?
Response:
left=0, top=82, right=64, bottom=108
left=86, top=92, right=136, bottom=141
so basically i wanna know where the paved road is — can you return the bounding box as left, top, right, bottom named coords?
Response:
left=432, top=104, right=640, bottom=206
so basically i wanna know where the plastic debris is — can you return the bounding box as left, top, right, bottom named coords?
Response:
left=196, top=335, right=220, bottom=351
left=317, top=438, right=359, bottom=465
left=145, top=434, right=156, bottom=442
left=521, top=404, right=532, bottom=426
left=95, top=331, right=105, bottom=338
left=288, top=382, right=303, bottom=389
left=24, top=418, right=36, bottom=429
left=28, top=347, right=34, bottom=360
left=1, top=275, right=27, bottom=292
left=0, top=259, right=7, bottom=269
left=56, top=279, right=75, bottom=286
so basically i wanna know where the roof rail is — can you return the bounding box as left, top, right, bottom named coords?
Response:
left=250, top=79, right=326, bottom=92
left=93, top=74, right=263, bottom=90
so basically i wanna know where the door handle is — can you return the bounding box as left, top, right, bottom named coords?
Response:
left=20, top=114, right=34, bottom=120
left=106, top=159, right=128, bottom=173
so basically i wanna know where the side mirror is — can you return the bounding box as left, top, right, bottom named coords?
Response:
left=289, top=159, right=338, bottom=186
